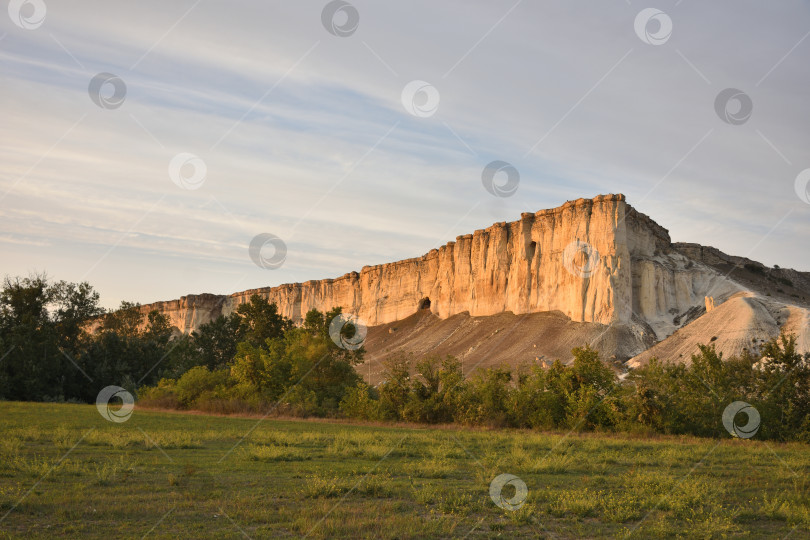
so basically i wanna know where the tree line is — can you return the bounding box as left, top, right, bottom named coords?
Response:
left=341, top=338, right=809, bottom=442
left=1, top=275, right=808, bottom=442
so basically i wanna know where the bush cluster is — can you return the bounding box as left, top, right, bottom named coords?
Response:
left=338, top=338, right=810, bottom=442
left=2, top=275, right=809, bottom=442
left=138, top=302, right=364, bottom=417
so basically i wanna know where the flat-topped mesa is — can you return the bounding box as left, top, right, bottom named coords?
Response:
left=143, top=194, right=690, bottom=335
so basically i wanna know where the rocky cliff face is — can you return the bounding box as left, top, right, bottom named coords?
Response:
left=141, top=195, right=732, bottom=343
left=135, top=193, right=809, bottom=363
left=143, top=195, right=630, bottom=332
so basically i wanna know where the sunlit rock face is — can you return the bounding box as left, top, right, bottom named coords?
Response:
left=137, top=194, right=777, bottom=353
left=143, top=195, right=635, bottom=331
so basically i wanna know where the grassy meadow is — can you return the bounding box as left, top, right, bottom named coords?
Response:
left=0, top=402, right=808, bottom=539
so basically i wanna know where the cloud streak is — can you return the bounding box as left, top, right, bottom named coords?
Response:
left=0, top=0, right=808, bottom=309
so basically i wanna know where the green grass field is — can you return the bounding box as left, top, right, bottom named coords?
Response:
left=0, top=402, right=808, bottom=539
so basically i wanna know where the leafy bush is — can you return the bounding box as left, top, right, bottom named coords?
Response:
left=137, top=379, right=180, bottom=410
left=139, top=303, right=365, bottom=418
left=339, top=382, right=380, bottom=420
left=174, top=366, right=231, bottom=408
left=378, top=354, right=411, bottom=421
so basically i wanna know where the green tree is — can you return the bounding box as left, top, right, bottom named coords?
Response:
left=0, top=275, right=103, bottom=402
left=283, top=323, right=362, bottom=412
left=230, top=338, right=289, bottom=399
left=100, top=301, right=143, bottom=337
left=565, top=346, right=619, bottom=430
left=507, top=363, right=560, bottom=429
left=0, top=275, right=62, bottom=400
left=458, top=366, right=512, bottom=427
left=378, top=354, right=411, bottom=420
left=174, top=365, right=231, bottom=408
left=303, top=307, right=336, bottom=337
left=437, top=356, right=466, bottom=421
left=755, top=334, right=810, bottom=441
left=339, top=382, right=380, bottom=420
left=49, top=280, right=103, bottom=355
left=191, top=313, right=242, bottom=369
left=623, top=358, right=682, bottom=433
left=402, top=356, right=442, bottom=423
left=235, top=295, right=292, bottom=347
left=226, top=307, right=363, bottom=415
left=77, top=304, right=175, bottom=401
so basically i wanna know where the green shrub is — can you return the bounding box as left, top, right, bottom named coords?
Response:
left=339, top=382, right=380, bottom=420
left=137, top=378, right=181, bottom=409
left=456, top=366, right=512, bottom=427
left=174, top=366, right=231, bottom=408
left=279, top=385, right=319, bottom=417
left=378, top=354, right=411, bottom=420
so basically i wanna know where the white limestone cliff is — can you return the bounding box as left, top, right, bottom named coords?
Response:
left=141, top=194, right=748, bottom=351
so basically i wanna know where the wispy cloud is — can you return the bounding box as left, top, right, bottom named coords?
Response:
left=0, top=0, right=808, bottom=308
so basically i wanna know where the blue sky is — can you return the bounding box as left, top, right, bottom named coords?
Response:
left=1, top=0, right=808, bottom=309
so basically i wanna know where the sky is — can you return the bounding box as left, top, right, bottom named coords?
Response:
left=1, top=0, right=808, bottom=310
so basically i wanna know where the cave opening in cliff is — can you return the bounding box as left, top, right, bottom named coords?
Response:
left=527, top=241, right=537, bottom=260
left=418, top=297, right=431, bottom=310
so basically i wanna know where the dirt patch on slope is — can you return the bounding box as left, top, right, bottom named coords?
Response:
left=359, top=310, right=653, bottom=385
left=627, top=293, right=784, bottom=367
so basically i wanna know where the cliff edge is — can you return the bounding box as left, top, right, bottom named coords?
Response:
left=136, top=194, right=809, bottom=365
